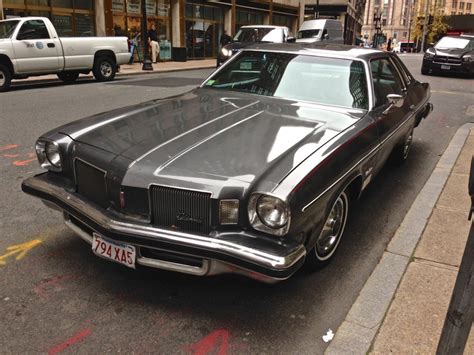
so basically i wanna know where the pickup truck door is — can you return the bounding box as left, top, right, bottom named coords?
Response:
left=12, top=19, right=62, bottom=74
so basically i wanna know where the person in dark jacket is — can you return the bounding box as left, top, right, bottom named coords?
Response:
left=148, top=24, right=160, bottom=63
left=219, top=30, right=232, bottom=47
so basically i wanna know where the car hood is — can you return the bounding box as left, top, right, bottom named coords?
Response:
left=57, top=89, right=364, bottom=195
left=434, top=47, right=472, bottom=58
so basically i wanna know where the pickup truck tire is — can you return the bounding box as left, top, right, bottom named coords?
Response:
left=0, top=64, right=12, bottom=92
left=57, top=72, right=79, bottom=84
left=93, top=57, right=116, bottom=82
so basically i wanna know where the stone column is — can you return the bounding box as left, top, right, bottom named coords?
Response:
left=170, top=0, right=185, bottom=47
left=1, top=0, right=5, bottom=20
left=95, top=0, right=106, bottom=36
left=224, top=6, right=232, bottom=35
left=298, top=0, right=305, bottom=29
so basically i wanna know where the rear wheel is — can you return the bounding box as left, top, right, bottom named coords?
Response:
left=57, top=72, right=79, bottom=84
left=93, top=57, right=116, bottom=82
left=392, top=129, right=414, bottom=165
left=305, top=190, right=350, bottom=270
left=0, top=64, right=12, bottom=92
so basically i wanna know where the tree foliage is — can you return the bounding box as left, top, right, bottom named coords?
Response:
left=410, top=3, right=449, bottom=43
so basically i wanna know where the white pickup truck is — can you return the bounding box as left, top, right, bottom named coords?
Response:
left=0, top=17, right=130, bottom=92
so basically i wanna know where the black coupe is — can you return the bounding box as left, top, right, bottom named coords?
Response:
left=22, top=44, right=433, bottom=282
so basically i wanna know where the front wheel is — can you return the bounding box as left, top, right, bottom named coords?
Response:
left=57, top=72, right=79, bottom=84
left=305, top=190, right=350, bottom=270
left=0, top=64, right=12, bottom=92
left=421, top=67, right=429, bottom=75
left=93, top=57, right=116, bottom=82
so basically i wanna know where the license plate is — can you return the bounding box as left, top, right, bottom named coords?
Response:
left=441, top=65, right=450, bottom=70
left=92, top=233, right=136, bottom=269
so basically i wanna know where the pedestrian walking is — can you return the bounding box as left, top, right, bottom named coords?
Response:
left=219, top=30, right=232, bottom=48
left=148, top=24, right=160, bottom=63
left=387, top=37, right=392, bottom=52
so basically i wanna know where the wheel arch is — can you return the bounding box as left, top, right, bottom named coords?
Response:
left=0, top=54, right=14, bottom=75
left=303, top=172, right=363, bottom=250
left=94, top=50, right=117, bottom=64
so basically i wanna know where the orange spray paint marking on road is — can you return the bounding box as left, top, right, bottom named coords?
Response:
left=0, top=239, right=42, bottom=266
left=13, top=158, right=37, bottom=166
left=187, top=329, right=230, bottom=355
left=2, top=154, right=19, bottom=158
left=0, top=144, right=18, bottom=151
left=48, top=328, right=93, bottom=355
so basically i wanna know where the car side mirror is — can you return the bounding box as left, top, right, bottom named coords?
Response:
left=287, top=37, right=296, bottom=43
left=383, top=94, right=404, bottom=114
left=323, top=33, right=330, bottom=40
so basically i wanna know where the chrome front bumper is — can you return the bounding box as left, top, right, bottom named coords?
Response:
left=22, top=173, right=306, bottom=283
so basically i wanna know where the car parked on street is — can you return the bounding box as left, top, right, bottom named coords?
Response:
left=216, top=25, right=290, bottom=67
left=421, top=35, right=474, bottom=77
left=22, top=43, right=433, bottom=282
left=296, top=19, right=344, bottom=44
left=0, top=17, right=130, bottom=92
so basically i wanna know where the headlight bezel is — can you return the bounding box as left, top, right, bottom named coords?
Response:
left=248, top=193, right=291, bottom=237
left=462, top=54, right=473, bottom=62
left=35, top=139, right=62, bottom=172
left=424, top=48, right=435, bottom=59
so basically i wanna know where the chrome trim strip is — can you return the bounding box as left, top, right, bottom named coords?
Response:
left=301, top=98, right=430, bottom=212
left=128, top=100, right=260, bottom=169
left=25, top=176, right=306, bottom=271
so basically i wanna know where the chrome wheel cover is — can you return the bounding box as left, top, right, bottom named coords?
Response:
left=315, top=191, right=349, bottom=261
left=100, top=62, right=113, bottom=77
left=403, top=132, right=413, bottom=160
left=0, top=70, right=5, bottom=87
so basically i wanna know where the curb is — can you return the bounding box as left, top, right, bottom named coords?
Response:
left=11, top=64, right=216, bottom=86
left=325, top=122, right=474, bottom=354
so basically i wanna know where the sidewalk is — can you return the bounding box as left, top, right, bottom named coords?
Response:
left=14, top=59, right=216, bottom=84
left=327, top=123, right=474, bottom=354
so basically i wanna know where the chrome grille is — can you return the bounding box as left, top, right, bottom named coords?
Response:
left=150, top=185, right=211, bottom=235
left=434, top=55, right=462, bottom=65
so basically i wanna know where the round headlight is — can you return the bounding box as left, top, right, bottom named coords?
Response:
left=221, top=47, right=232, bottom=57
left=45, top=141, right=61, bottom=168
left=256, top=195, right=289, bottom=229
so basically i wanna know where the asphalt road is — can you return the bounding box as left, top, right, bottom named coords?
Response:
left=0, top=56, right=473, bottom=354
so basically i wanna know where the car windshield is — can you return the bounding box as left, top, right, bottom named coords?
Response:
left=204, top=51, right=369, bottom=110
left=435, top=37, right=474, bottom=49
left=0, top=20, right=20, bottom=39
left=234, top=28, right=282, bottom=42
left=297, top=29, right=321, bottom=39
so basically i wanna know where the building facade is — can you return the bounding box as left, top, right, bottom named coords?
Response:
left=0, top=0, right=370, bottom=59
left=362, top=0, right=413, bottom=42
left=0, top=0, right=303, bottom=58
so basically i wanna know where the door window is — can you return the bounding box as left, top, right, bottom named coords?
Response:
left=17, top=20, right=50, bottom=40
left=370, top=58, right=404, bottom=107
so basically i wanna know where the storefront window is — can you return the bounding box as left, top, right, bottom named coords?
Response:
left=75, top=0, right=93, bottom=10
left=51, top=14, right=73, bottom=36
left=3, top=0, right=95, bottom=36
left=26, top=0, right=49, bottom=6
left=51, top=0, right=73, bottom=9
left=186, top=2, right=225, bottom=59
left=75, top=14, right=94, bottom=36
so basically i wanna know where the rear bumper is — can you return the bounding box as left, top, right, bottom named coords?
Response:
left=21, top=173, right=306, bottom=283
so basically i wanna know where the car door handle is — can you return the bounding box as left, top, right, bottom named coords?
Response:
left=47, top=43, right=55, bottom=48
